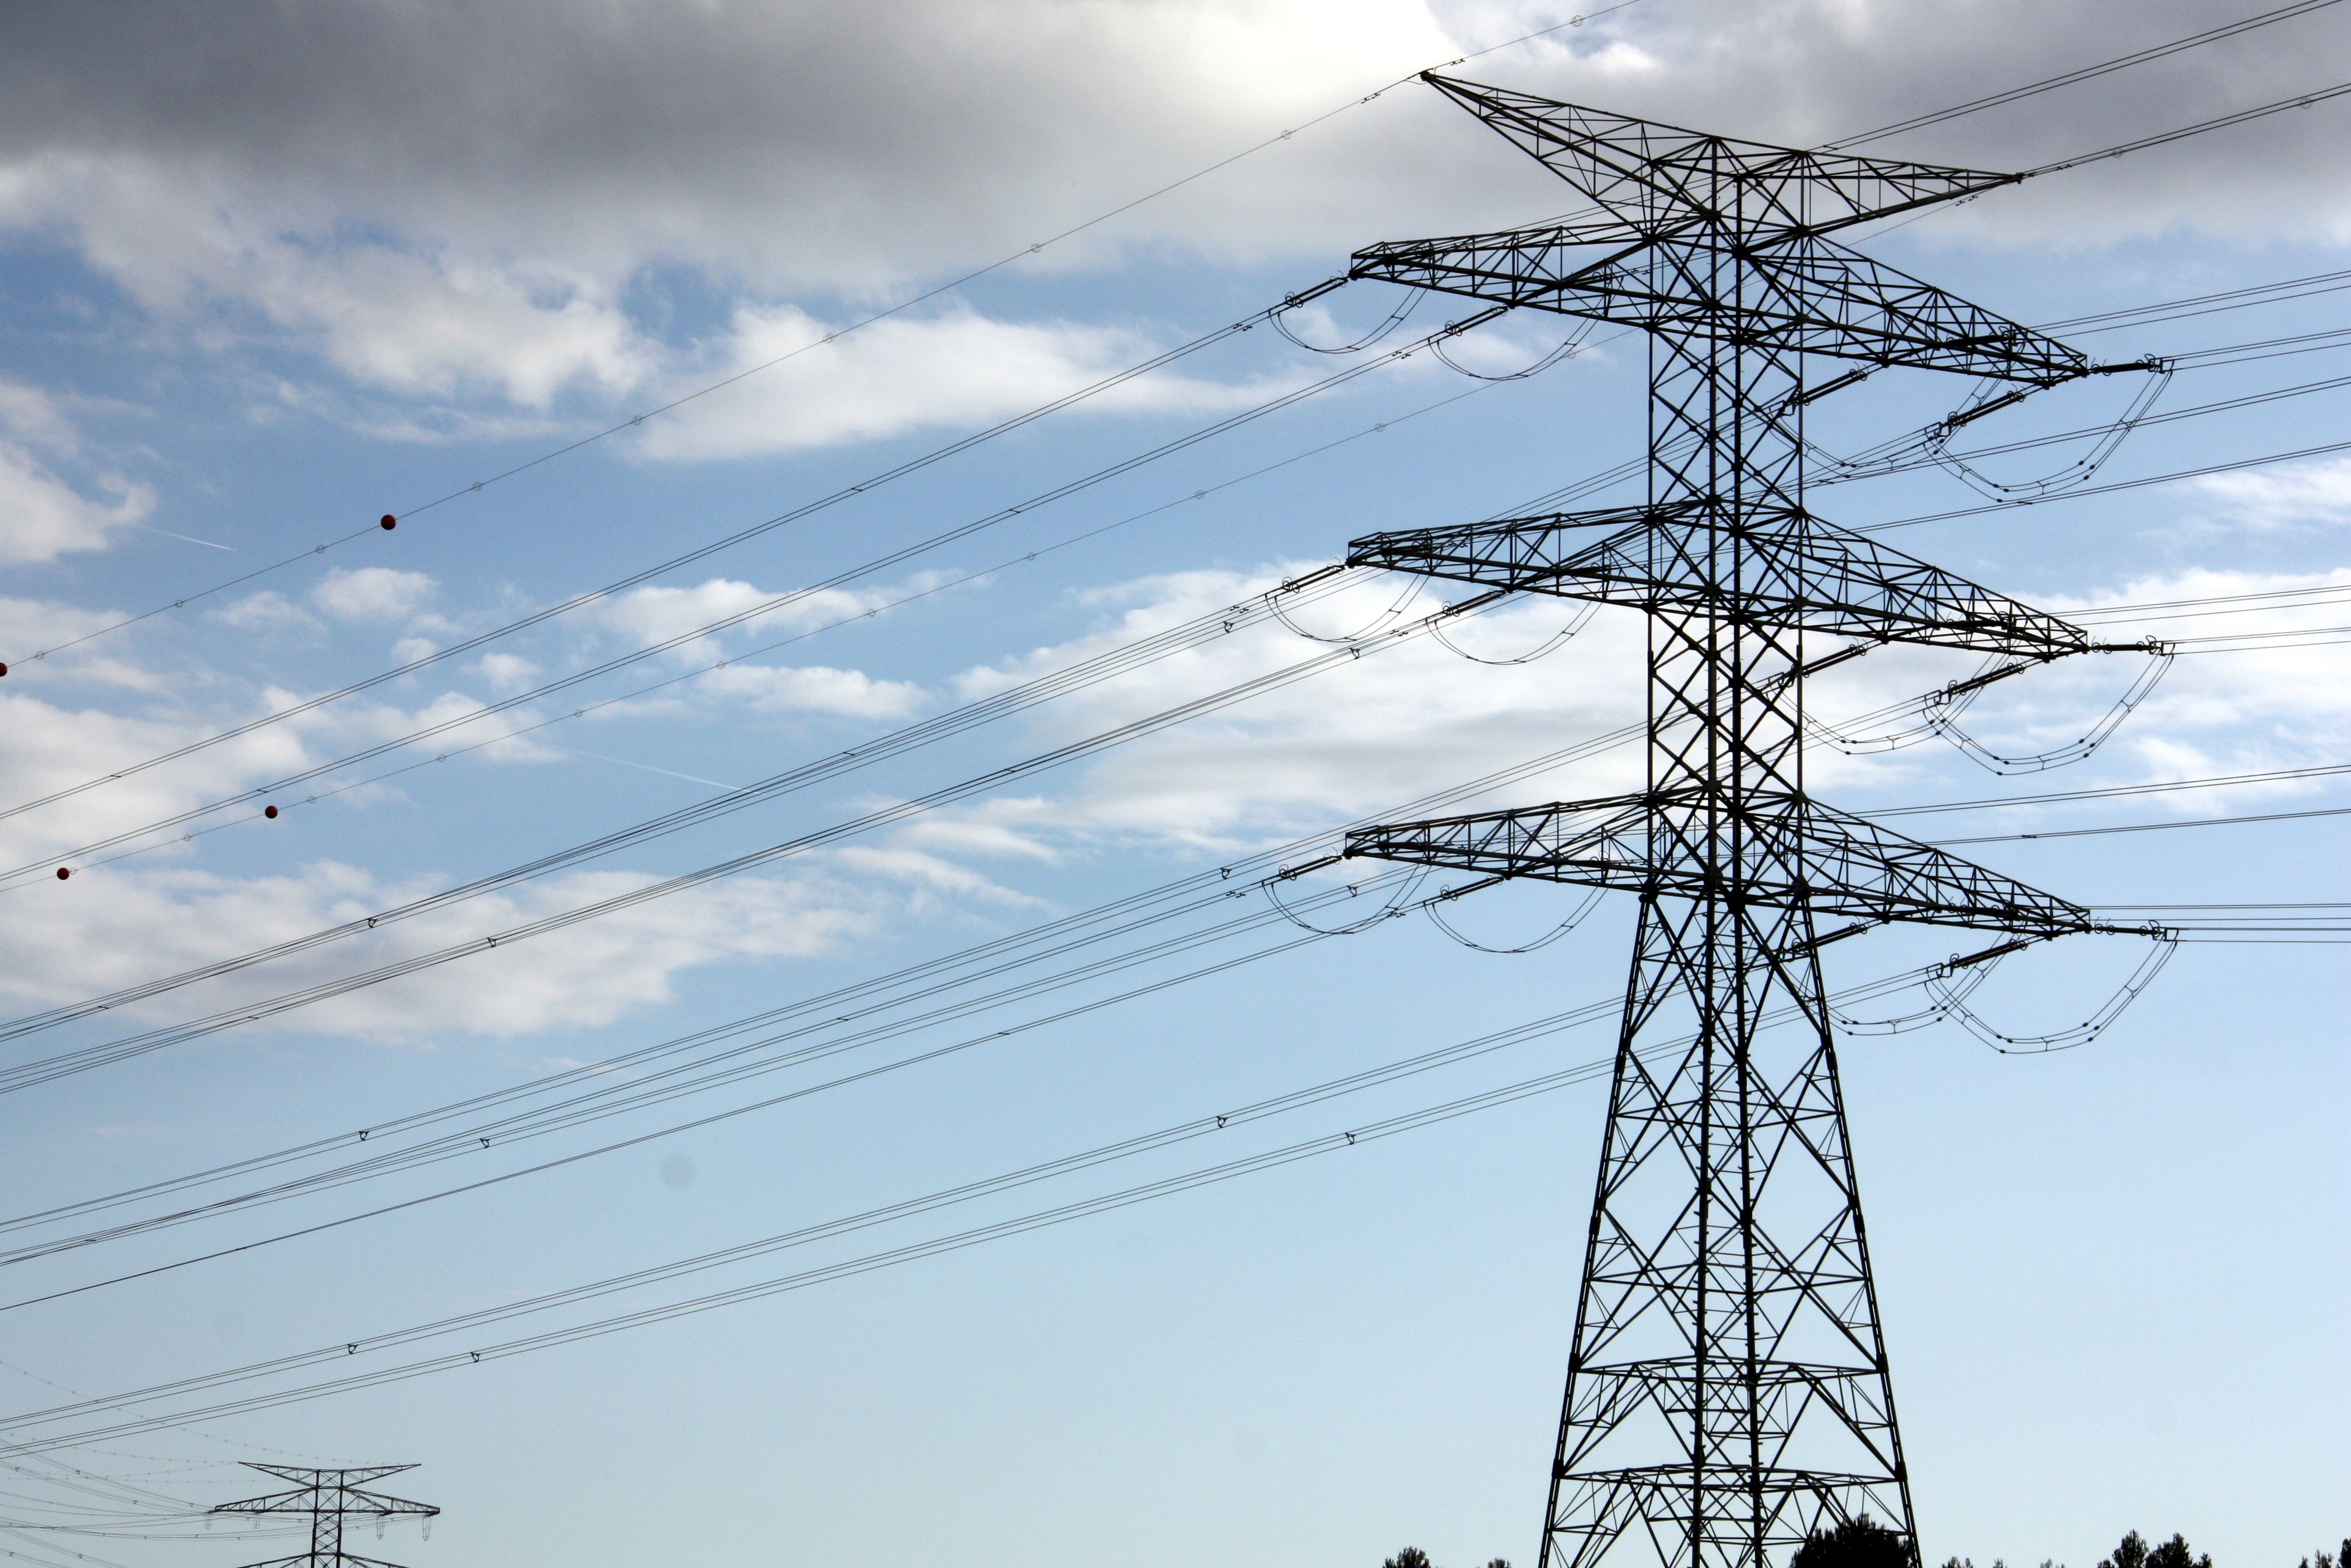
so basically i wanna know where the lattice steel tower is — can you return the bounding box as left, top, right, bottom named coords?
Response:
left=212, top=1464, right=438, bottom=1568
left=1339, top=77, right=2148, bottom=1568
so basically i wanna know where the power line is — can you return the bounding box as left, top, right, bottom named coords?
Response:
left=0, top=605, right=1475, bottom=1079
left=0, top=883, right=1392, bottom=1307
left=5, top=561, right=2318, bottom=1103
left=1, top=290, right=1401, bottom=808
left=2044, top=265, right=2351, bottom=334
left=0, top=683, right=2011, bottom=1277
left=3, top=376, right=1512, bottom=889
left=0, top=961, right=1971, bottom=1459
left=0, top=581, right=2200, bottom=1092
left=1824, top=0, right=2347, bottom=151
left=26, top=285, right=2336, bottom=890
left=1816, top=366, right=2351, bottom=488
left=0, top=569, right=1437, bottom=1046
left=1858, top=436, right=2351, bottom=532
left=13, top=3, right=1661, bottom=668
left=2023, top=76, right=2351, bottom=177
left=20, top=58, right=2341, bottom=820
left=1935, top=802, right=2351, bottom=844
left=0, top=728, right=1642, bottom=1260
left=1871, top=760, right=2351, bottom=818
left=5, top=302, right=1290, bottom=672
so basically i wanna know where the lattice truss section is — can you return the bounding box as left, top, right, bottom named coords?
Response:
left=1332, top=75, right=2119, bottom=1568
left=213, top=1465, right=438, bottom=1568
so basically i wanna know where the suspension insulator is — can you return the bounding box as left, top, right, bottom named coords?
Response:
left=264, top=805, right=280, bottom=819
left=380, top=514, right=398, bottom=530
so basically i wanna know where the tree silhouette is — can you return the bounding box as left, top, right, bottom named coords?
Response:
left=1790, top=1515, right=1913, bottom=1568
left=1376, top=1549, right=1508, bottom=1568
left=2097, top=1531, right=2213, bottom=1568
left=2101, top=1534, right=2150, bottom=1568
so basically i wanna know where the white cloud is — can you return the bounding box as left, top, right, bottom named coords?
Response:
left=0, top=674, right=573, bottom=883
left=859, top=556, right=2351, bottom=889
left=271, top=248, right=647, bottom=409
left=465, top=651, right=541, bottom=694
left=581, top=577, right=934, bottom=718
left=0, top=379, right=156, bottom=563
left=213, top=590, right=323, bottom=635
left=0, top=378, right=87, bottom=456
left=592, top=577, right=891, bottom=655
left=313, top=566, right=438, bottom=623
left=0, top=859, right=879, bottom=1040
left=2186, top=457, right=2351, bottom=532
left=0, top=596, right=159, bottom=689
left=828, top=844, right=1042, bottom=911
left=696, top=662, right=928, bottom=721
left=636, top=305, right=1297, bottom=461
left=0, top=687, right=324, bottom=876
left=930, top=566, right=1650, bottom=855
left=1, top=555, right=2335, bottom=1048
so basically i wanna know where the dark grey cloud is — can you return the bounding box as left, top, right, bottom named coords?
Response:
left=0, top=1, right=2340, bottom=409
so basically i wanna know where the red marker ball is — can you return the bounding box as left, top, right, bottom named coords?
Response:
left=55, top=868, right=69, bottom=881
left=264, top=805, right=280, bottom=819
left=380, top=514, right=397, bottom=530
left=0, top=662, right=9, bottom=676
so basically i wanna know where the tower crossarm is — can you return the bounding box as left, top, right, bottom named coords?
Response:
left=1343, top=791, right=2090, bottom=937
left=215, top=1469, right=436, bottom=1518
left=1422, top=73, right=2020, bottom=239
left=1347, top=504, right=2090, bottom=658
left=1353, top=228, right=2088, bottom=383
left=214, top=1464, right=438, bottom=1568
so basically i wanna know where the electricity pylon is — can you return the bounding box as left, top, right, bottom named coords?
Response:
left=212, top=1464, right=438, bottom=1568
left=1339, top=76, right=2155, bottom=1568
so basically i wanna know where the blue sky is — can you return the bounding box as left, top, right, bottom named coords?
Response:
left=0, top=3, right=2344, bottom=1567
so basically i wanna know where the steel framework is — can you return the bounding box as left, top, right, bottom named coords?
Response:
left=212, top=1464, right=438, bottom=1568
left=1338, top=75, right=2149, bottom=1568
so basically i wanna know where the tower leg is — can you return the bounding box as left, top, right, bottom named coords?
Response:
left=1538, top=898, right=1913, bottom=1568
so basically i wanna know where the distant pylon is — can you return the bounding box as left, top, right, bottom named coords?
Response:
left=212, top=1464, right=438, bottom=1568
left=1339, top=75, right=2164, bottom=1568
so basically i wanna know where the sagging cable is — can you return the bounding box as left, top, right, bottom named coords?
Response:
left=1924, top=930, right=2180, bottom=1054
left=1268, top=574, right=1424, bottom=645
left=1925, top=363, right=2173, bottom=500
left=1430, top=598, right=1597, bottom=666
left=1929, top=644, right=2174, bottom=774
left=1807, top=651, right=2040, bottom=755
left=1426, top=880, right=1604, bottom=955
left=1811, top=357, right=2168, bottom=496
left=1271, top=283, right=1418, bottom=353
left=1264, top=861, right=1427, bottom=936
left=1829, top=947, right=2006, bottom=1034
left=1429, top=318, right=1592, bottom=381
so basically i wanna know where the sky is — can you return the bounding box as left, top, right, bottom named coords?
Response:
left=0, top=2, right=2345, bottom=1566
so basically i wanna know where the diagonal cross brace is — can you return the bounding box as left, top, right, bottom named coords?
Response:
left=1346, top=503, right=2090, bottom=658
left=1352, top=227, right=2087, bottom=383
left=214, top=1464, right=438, bottom=1568
left=1343, top=790, right=2090, bottom=937
left=1421, top=73, right=2018, bottom=239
